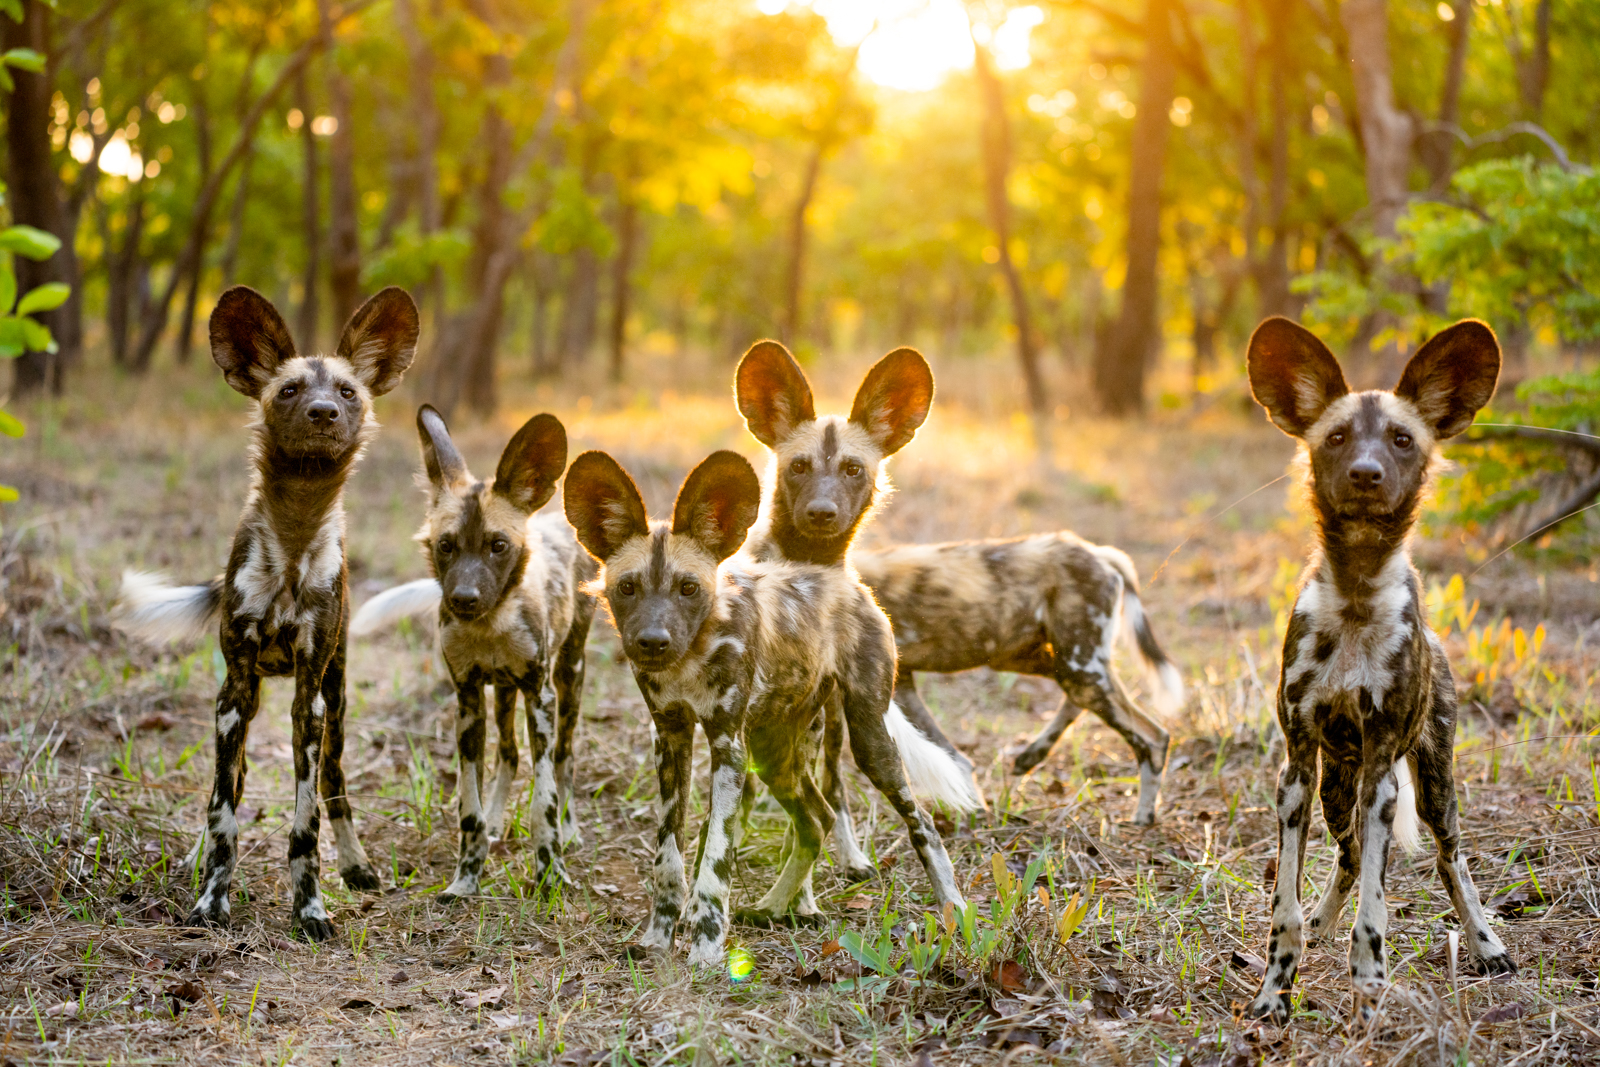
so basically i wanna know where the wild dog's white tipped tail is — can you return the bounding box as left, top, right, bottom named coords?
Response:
left=1151, top=660, right=1186, bottom=718
left=114, top=571, right=222, bottom=645
left=885, top=701, right=984, bottom=813
left=350, top=579, right=442, bottom=636
left=1393, top=757, right=1422, bottom=854
left=1117, top=581, right=1185, bottom=719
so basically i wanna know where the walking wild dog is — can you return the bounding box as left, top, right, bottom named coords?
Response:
left=854, top=533, right=1182, bottom=826
left=350, top=407, right=596, bottom=899
left=565, top=450, right=967, bottom=965
left=1244, top=317, right=1515, bottom=1023
left=115, top=286, right=418, bottom=940
left=733, top=341, right=985, bottom=883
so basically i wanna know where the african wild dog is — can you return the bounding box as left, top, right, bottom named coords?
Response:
left=854, top=533, right=1183, bottom=826
left=115, top=286, right=418, bottom=940
left=349, top=406, right=595, bottom=899
left=732, top=341, right=990, bottom=882
left=565, top=449, right=968, bottom=965
left=1244, top=317, right=1516, bottom=1023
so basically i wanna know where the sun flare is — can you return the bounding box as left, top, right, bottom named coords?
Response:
left=756, top=0, right=1044, bottom=92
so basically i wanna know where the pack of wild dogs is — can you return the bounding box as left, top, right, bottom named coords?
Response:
left=114, top=285, right=1517, bottom=1021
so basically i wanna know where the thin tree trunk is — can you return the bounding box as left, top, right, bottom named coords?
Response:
left=5, top=0, right=77, bottom=394
left=529, top=256, right=554, bottom=377
left=1257, top=0, right=1291, bottom=317
left=1423, top=0, right=1471, bottom=188
left=559, top=246, right=600, bottom=366
left=608, top=194, right=637, bottom=382
left=323, top=0, right=361, bottom=324
left=973, top=40, right=1048, bottom=442
left=130, top=26, right=339, bottom=371
left=108, top=183, right=146, bottom=366
left=1094, top=0, right=1176, bottom=416
left=783, top=142, right=825, bottom=347
left=296, top=66, right=322, bottom=351
left=1342, top=0, right=1414, bottom=385
left=175, top=21, right=214, bottom=364
left=1515, top=0, right=1552, bottom=121
left=220, top=151, right=253, bottom=283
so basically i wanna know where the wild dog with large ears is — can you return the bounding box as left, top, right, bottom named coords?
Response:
left=115, top=286, right=418, bottom=940
left=1244, top=318, right=1514, bottom=1024
left=350, top=407, right=597, bottom=900
left=734, top=341, right=982, bottom=885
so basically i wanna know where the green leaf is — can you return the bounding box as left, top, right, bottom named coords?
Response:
left=0, top=0, right=23, bottom=23
left=1, top=48, right=44, bottom=73
left=19, top=316, right=52, bottom=351
left=0, top=261, right=14, bottom=315
left=0, top=484, right=17, bottom=503
left=17, top=281, right=67, bottom=315
left=0, top=225, right=60, bottom=260
left=0, top=317, right=25, bottom=356
left=0, top=409, right=24, bottom=437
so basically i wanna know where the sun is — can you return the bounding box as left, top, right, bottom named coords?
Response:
left=756, top=0, right=1045, bottom=93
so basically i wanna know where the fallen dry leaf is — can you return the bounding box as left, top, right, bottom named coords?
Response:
left=457, top=985, right=505, bottom=1011
left=989, top=958, right=1028, bottom=994
left=1229, top=950, right=1267, bottom=977
left=1479, top=1002, right=1527, bottom=1025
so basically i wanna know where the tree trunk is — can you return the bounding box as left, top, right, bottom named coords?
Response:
left=1342, top=0, right=1415, bottom=386
left=608, top=195, right=638, bottom=382
left=529, top=256, right=554, bottom=377
left=5, top=0, right=77, bottom=395
left=973, top=41, right=1049, bottom=439
left=395, top=0, right=442, bottom=321
left=1422, top=0, right=1471, bottom=188
left=175, top=23, right=215, bottom=364
left=323, top=0, right=361, bottom=325
left=558, top=247, right=600, bottom=366
left=1257, top=0, right=1292, bottom=317
left=1094, top=0, right=1175, bottom=416
left=783, top=142, right=825, bottom=347
left=296, top=66, right=322, bottom=351
left=220, top=150, right=254, bottom=283
left=1515, top=0, right=1552, bottom=121
left=108, top=184, right=146, bottom=366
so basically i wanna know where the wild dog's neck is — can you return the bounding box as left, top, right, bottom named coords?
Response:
left=1311, top=497, right=1416, bottom=602
left=761, top=490, right=869, bottom=568
left=251, top=438, right=358, bottom=558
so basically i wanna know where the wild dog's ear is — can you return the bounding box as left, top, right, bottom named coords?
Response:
left=1393, top=320, right=1500, bottom=440
left=209, top=286, right=296, bottom=398
left=1246, top=317, right=1351, bottom=438
left=850, top=347, right=934, bottom=456
left=736, top=340, right=815, bottom=448
left=417, top=405, right=469, bottom=492
left=673, top=451, right=762, bottom=563
left=336, top=287, right=420, bottom=397
left=494, top=413, right=568, bottom=513
left=564, top=451, right=650, bottom=563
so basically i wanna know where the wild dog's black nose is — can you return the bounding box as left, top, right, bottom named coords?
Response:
left=1348, top=459, right=1384, bottom=488
left=307, top=399, right=340, bottom=424
left=449, top=592, right=481, bottom=615
left=635, top=629, right=671, bottom=657
left=805, top=501, right=838, bottom=525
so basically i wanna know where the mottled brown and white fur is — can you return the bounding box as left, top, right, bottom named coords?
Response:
left=733, top=341, right=984, bottom=883
left=564, top=450, right=967, bottom=967
left=350, top=407, right=595, bottom=900
left=115, top=286, right=418, bottom=941
left=1244, top=317, right=1516, bottom=1024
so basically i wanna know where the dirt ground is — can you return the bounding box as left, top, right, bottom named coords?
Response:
left=2, top=351, right=1598, bottom=1066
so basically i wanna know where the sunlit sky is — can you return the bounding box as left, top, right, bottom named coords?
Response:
left=755, top=0, right=1044, bottom=93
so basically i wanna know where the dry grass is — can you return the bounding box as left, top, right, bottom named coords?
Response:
left=1, top=352, right=1598, bottom=1066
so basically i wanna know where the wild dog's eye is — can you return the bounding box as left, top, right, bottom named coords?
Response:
left=680, top=580, right=699, bottom=597
left=1327, top=431, right=1346, bottom=446
left=491, top=538, right=509, bottom=554
left=1393, top=432, right=1412, bottom=449
left=843, top=462, right=863, bottom=478
left=437, top=539, right=455, bottom=555
left=340, top=385, right=356, bottom=400
left=789, top=458, right=809, bottom=474
left=618, top=579, right=637, bottom=597
left=279, top=384, right=298, bottom=399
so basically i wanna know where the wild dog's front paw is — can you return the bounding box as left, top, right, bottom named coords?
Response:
left=341, top=863, right=382, bottom=893
left=686, top=937, right=728, bottom=970
left=1011, top=744, right=1050, bottom=775
left=838, top=862, right=877, bottom=885
left=292, top=913, right=337, bottom=943
left=1473, top=951, right=1517, bottom=977
left=183, top=898, right=231, bottom=930
left=438, top=874, right=480, bottom=904
left=733, top=907, right=822, bottom=929
left=1247, top=985, right=1292, bottom=1023
left=1130, top=809, right=1158, bottom=828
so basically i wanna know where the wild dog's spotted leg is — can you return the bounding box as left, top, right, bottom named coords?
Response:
left=641, top=700, right=694, bottom=951
left=440, top=676, right=489, bottom=902
left=186, top=622, right=262, bottom=930
left=318, top=637, right=380, bottom=892
left=485, top=685, right=519, bottom=841
left=551, top=606, right=592, bottom=846
left=1012, top=694, right=1084, bottom=774
left=685, top=693, right=750, bottom=967
left=1347, top=720, right=1404, bottom=1022
left=821, top=688, right=875, bottom=883
left=1413, top=697, right=1515, bottom=976
left=740, top=716, right=833, bottom=924
left=521, top=670, right=568, bottom=888
left=734, top=772, right=758, bottom=852
left=839, top=683, right=966, bottom=913
left=1248, top=720, right=1320, bottom=1021
left=286, top=625, right=341, bottom=942
left=1305, top=757, right=1360, bottom=943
